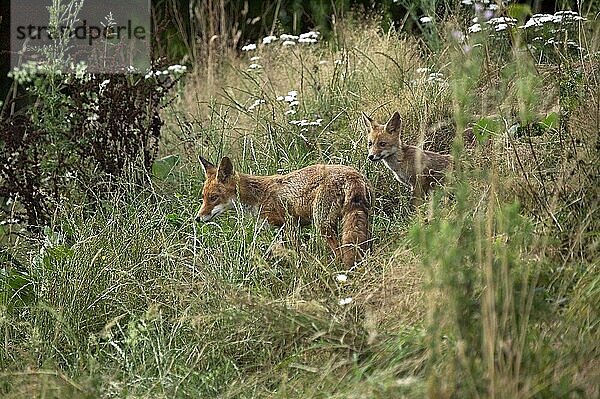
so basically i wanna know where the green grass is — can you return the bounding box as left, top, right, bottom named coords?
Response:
left=1, top=10, right=599, bottom=399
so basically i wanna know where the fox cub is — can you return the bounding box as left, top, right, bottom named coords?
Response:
left=196, top=156, right=372, bottom=267
left=362, top=111, right=453, bottom=198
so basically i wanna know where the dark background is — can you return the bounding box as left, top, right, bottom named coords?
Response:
left=0, top=0, right=584, bottom=107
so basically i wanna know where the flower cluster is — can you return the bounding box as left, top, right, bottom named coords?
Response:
left=522, top=11, right=588, bottom=58
left=412, top=68, right=448, bottom=88
left=338, top=297, right=353, bottom=306
left=276, top=90, right=299, bottom=114
left=463, top=7, right=588, bottom=63
left=241, top=31, right=321, bottom=51
left=488, top=16, right=517, bottom=32
left=466, top=8, right=586, bottom=37
left=298, top=31, right=320, bottom=44
left=289, top=118, right=323, bottom=127
left=522, top=11, right=585, bottom=29
left=144, top=64, right=187, bottom=79
left=247, top=99, right=265, bottom=111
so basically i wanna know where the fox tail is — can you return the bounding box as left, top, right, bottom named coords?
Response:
left=340, top=181, right=372, bottom=267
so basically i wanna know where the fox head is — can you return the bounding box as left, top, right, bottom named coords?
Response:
left=196, top=156, right=237, bottom=222
left=362, top=111, right=402, bottom=161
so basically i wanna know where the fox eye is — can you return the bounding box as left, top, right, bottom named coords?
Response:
left=209, top=195, right=219, bottom=202
left=379, top=141, right=387, bottom=147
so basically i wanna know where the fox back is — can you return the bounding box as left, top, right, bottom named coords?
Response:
left=197, top=157, right=372, bottom=267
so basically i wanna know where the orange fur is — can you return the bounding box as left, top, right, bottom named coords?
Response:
left=197, top=157, right=372, bottom=267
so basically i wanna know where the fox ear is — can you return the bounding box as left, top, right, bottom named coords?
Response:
left=385, top=111, right=402, bottom=133
left=217, top=157, right=234, bottom=182
left=199, top=156, right=216, bottom=176
left=361, top=112, right=374, bottom=129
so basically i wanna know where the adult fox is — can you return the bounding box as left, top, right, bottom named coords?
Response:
left=362, top=111, right=453, bottom=199
left=196, top=156, right=372, bottom=267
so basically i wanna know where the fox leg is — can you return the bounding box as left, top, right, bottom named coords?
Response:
left=411, top=177, right=425, bottom=206
left=319, top=222, right=342, bottom=260
left=313, top=190, right=344, bottom=261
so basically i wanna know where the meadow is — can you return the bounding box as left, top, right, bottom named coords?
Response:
left=1, top=2, right=598, bottom=398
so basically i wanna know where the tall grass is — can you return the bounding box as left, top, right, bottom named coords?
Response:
left=1, top=5, right=599, bottom=399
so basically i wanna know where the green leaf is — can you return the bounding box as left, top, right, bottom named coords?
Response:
left=0, top=268, right=35, bottom=307
left=166, top=213, right=183, bottom=227
left=152, top=154, right=180, bottom=180
left=540, top=112, right=559, bottom=131
left=473, top=117, right=498, bottom=144
left=507, top=3, right=531, bottom=22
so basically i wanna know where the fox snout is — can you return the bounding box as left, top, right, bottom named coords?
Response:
left=195, top=204, right=214, bottom=223
left=368, top=153, right=381, bottom=161
left=195, top=201, right=232, bottom=223
left=195, top=213, right=211, bottom=223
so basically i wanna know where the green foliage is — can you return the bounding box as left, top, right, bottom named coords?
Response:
left=152, top=154, right=181, bottom=180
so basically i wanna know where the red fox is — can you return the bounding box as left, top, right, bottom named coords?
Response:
left=362, top=111, right=453, bottom=198
left=196, top=156, right=372, bottom=267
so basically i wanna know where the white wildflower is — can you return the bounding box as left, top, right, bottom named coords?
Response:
left=289, top=100, right=299, bottom=107
left=555, top=10, right=578, bottom=16
left=335, top=273, right=348, bottom=282
left=282, top=40, right=296, bottom=46
left=280, top=34, right=299, bottom=40
left=298, top=38, right=317, bottom=44
left=250, top=56, right=260, bottom=61
left=420, top=16, right=432, bottom=23
left=99, top=79, right=110, bottom=89
left=299, top=31, right=319, bottom=39
left=241, top=43, right=257, bottom=51
left=276, top=96, right=285, bottom=101
left=488, top=17, right=516, bottom=25
left=284, top=91, right=298, bottom=102
left=461, top=0, right=473, bottom=4
left=248, top=99, right=265, bottom=111
left=167, top=64, right=187, bottom=73
left=523, top=14, right=554, bottom=29
left=290, top=118, right=322, bottom=127
left=248, top=63, right=262, bottom=70
left=416, top=67, right=430, bottom=73
left=338, top=297, right=353, bottom=306
left=284, top=109, right=296, bottom=115
left=427, top=72, right=446, bottom=86
left=468, top=23, right=482, bottom=33
left=262, top=35, right=277, bottom=45
left=495, top=23, right=509, bottom=31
